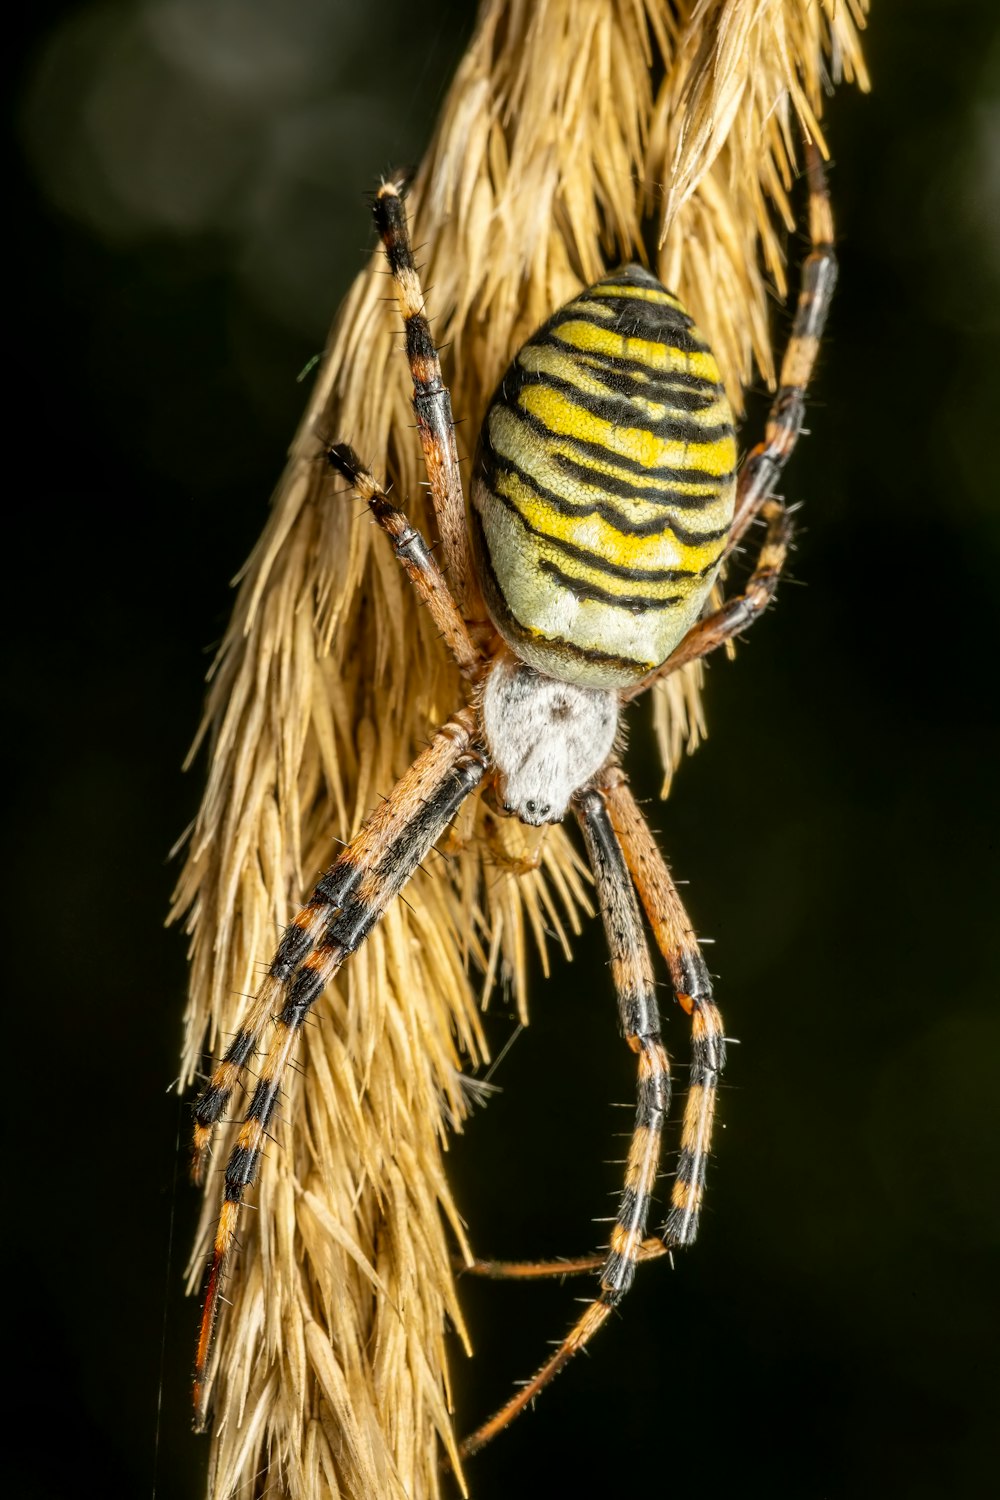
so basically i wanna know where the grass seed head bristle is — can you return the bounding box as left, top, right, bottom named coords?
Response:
left=171, top=2, right=868, bottom=1495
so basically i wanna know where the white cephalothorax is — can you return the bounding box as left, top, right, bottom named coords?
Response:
left=481, top=655, right=618, bottom=826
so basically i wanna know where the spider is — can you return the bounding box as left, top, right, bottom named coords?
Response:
left=191, top=141, right=836, bottom=1459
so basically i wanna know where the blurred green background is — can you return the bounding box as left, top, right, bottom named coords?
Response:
left=8, top=2, right=998, bottom=1496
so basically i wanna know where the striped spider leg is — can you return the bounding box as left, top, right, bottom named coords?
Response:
left=458, top=769, right=722, bottom=1459
left=622, top=495, right=793, bottom=693
left=603, top=768, right=726, bottom=1251
left=625, top=140, right=838, bottom=700
left=189, top=447, right=481, bottom=1198
left=326, top=442, right=482, bottom=679
left=191, top=445, right=491, bottom=1427
left=459, top=784, right=674, bottom=1459
left=192, top=171, right=499, bottom=1429
left=190, top=184, right=485, bottom=1187
left=725, top=139, right=838, bottom=561
left=192, top=707, right=487, bottom=1425
left=373, top=173, right=481, bottom=617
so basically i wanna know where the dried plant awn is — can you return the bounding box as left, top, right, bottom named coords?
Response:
left=173, top=2, right=869, bottom=1497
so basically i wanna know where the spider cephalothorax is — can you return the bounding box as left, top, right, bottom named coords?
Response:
left=191, top=147, right=836, bottom=1459
left=480, top=656, right=618, bottom=824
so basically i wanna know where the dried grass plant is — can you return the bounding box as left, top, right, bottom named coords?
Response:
left=173, top=2, right=869, bottom=1496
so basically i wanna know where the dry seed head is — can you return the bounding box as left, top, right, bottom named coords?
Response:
left=172, top=2, right=869, bottom=1496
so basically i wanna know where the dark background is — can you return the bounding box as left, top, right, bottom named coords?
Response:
left=8, top=2, right=998, bottom=1496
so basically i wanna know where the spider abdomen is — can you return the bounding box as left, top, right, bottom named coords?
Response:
left=471, top=264, right=737, bottom=688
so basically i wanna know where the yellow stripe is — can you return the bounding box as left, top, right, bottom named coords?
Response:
left=517, top=343, right=733, bottom=428
left=236, top=1116, right=264, bottom=1152
left=671, top=1178, right=704, bottom=1213
left=551, top=316, right=724, bottom=384
left=488, top=405, right=725, bottom=507
left=610, top=1222, right=639, bottom=1257
left=625, top=1124, right=660, bottom=1193
left=587, top=280, right=683, bottom=309
left=517, top=383, right=734, bottom=477
left=693, top=1002, right=723, bottom=1041
left=496, top=469, right=725, bottom=586
left=215, top=1198, right=240, bottom=1251
left=489, top=407, right=735, bottom=539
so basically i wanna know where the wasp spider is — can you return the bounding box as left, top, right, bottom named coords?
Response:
left=192, top=144, right=836, bottom=1455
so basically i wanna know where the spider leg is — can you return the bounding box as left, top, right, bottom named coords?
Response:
left=725, top=139, right=837, bottom=561
left=625, top=143, right=835, bottom=701
left=326, top=442, right=482, bottom=677
left=192, top=710, right=486, bottom=1427
left=459, top=786, right=670, bottom=1459
left=458, top=1240, right=667, bottom=1280
left=601, top=767, right=726, bottom=1246
left=374, top=176, right=480, bottom=617
left=622, top=495, right=791, bottom=696
left=190, top=706, right=484, bottom=1178
left=461, top=766, right=724, bottom=1279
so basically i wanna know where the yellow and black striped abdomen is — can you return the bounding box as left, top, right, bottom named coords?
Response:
left=470, top=265, right=737, bottom=688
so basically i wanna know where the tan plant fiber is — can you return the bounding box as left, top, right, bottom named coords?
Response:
left=173, top=2, right=869, bottom=1496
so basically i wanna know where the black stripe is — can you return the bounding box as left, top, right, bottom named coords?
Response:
left=537, top=556, right=685, bottom=613
left=559, top=288, right=694, bottom=329
left=637, top=1064, right=670, bottom=1119
left=663, top=1207, right=699, bottom=1248
left=280, top=964, right=329, bottom=1023
left=674, top=1147, right=709, bottom=1189
left=538, top=334, right=723, bottom=399
left=484, top=427, right=723, bottom=515
left=314, top=859, right=362, bottom=907
left=690, top=1030, right=726, bottom=1082
left=271, top=920, right=315, bottom=980
left=326, top=442, right=364, bottom=485
left=263, top=755, right=482, bottom=1043
left=561, top=352, right=722, bottom=412
left=224, top=1144, right=259, bottom=1199
left=483, top=478, right=720, bottom=585
left=545, top=302, right=710, bottom=355
left=510, top=362, right=733, bottom=447
left=323, top=759, right=485, bottom=962
left=616, top=1186, right=645, bottom=1234
left=413, top=388, right=455, bottom=432
left=485, top=423, right=734, bottom=528
left=581, top=302, right=702, bottom=348
left=553, top=281, right=700, bottom=332
left=793, top=251, right=838, bottom=340
left=404, top=314, right=447, bottom=402
left=480, top=429, right=732, bottom=538
left=193, top=1083, right=229, bottom=1128
left=223, top=1030, right=257, bottom=1069
left=502, top=400, right=735, bottom=488
left=675, top=950, right=714, bottom=1005
left=471, top=511, right=652, bottom=673
left=601, top=1251, right=638, bottom=1303
left=367, top=761, right=484, bottom=882
left=577, top=791, right=662, bottom=1044
left=372, top=193, right=413, bottom=274
left=245, top=1077, right=277, bottom=1123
